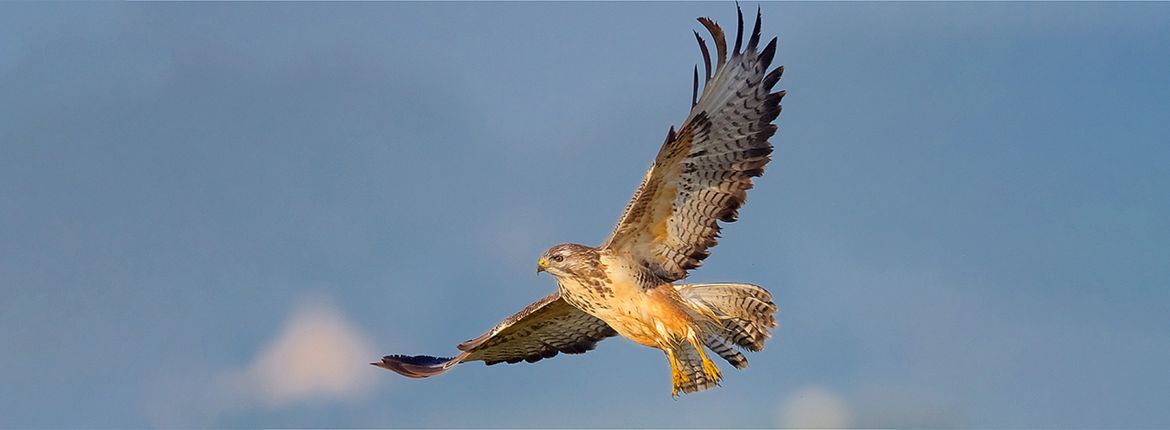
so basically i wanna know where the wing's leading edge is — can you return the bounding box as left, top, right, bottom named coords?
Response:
left=374, top=293, right=617, bottom=378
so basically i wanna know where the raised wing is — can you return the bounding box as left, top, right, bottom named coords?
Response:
left=374, top=292, right=617, bottom=378
left=602, top=7, right=785, bottom=282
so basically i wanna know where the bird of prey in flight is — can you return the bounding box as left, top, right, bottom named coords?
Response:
left=376, top=6, right=785, bottom=396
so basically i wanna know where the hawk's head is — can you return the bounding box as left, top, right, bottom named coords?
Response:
left=537, top=243, right=599, bottom=278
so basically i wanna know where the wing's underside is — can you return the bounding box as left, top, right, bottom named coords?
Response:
left=374, top=292, right=617, bottom=378
left=603, top=7, right=785, bottom=282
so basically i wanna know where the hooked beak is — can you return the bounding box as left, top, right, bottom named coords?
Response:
left=536, top=257, right=547, bottom=274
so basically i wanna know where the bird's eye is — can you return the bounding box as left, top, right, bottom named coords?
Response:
left=551, top=255, right=564, bottom=263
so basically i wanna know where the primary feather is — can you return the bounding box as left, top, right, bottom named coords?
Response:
left=602, top=7, right=785, bottom=282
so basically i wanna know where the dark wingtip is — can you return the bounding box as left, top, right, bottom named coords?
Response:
left=763, top=65, right=785, bottom=90
left=693, top=30, right=712, bottom=82
left=733, top=2, right=744, bottom=55
left=747, top=6, right=763, bottom=51
left=692, top=65, right=700, bottom=107
left=374, top=354, right=458, bottom=379
left=696, top=16, right=727, bottom=68
left=759, top=36, right=778, bottom=67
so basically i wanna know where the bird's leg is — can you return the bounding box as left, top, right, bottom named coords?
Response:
left=687, top=330, right=722, bottom=384
left=665, top=347, right=687, bottom=397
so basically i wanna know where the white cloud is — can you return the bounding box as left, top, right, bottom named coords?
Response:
left=141, top=296, right=381, bottom=427
left=225, top=296, right=379, bottom=407
left=779, top=386, right=852, bottom=429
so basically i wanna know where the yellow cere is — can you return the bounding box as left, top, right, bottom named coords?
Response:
left=539, top=258, right=547, bottom=267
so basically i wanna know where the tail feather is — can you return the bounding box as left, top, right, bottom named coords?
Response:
left=676, top=283, right=778, bottom=356
left=703, top=331, right=749, bottom=369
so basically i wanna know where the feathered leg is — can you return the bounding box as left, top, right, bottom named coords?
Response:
left=687, top=328, right=723, bottom=384
left=664, top=335, right=723, bottom=397
left=665, top=347, right=687, bottom=397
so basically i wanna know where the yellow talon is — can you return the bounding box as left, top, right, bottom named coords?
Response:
left=688, top=334, right=722, bottom=385
left=701, top=354, right=722, bottom=382
left=667, top=348, right=688, bottom=397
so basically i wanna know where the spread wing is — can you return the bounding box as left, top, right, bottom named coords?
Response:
left=602, top=7, right=785, bottom=282
left=374, top=292, right=617, bottom=378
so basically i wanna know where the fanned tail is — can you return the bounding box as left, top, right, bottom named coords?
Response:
left=675, top=282, right=778, bottom=368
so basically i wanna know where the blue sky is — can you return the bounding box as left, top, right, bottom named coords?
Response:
left=1, top=2, right=1168, bottom=428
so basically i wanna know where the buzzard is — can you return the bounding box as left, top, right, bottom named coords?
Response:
left=376, top=7, right=784, bottom=396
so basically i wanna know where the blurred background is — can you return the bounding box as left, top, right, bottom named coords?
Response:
left=1, top=2, right=1168, bottom=428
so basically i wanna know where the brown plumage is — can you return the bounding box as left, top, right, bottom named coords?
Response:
left=376, top=6, right=784, bottom=397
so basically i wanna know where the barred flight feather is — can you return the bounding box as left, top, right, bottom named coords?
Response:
left=602, top=5, right=785, bottom=282
left=374, top=293, right=616, bottom=377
